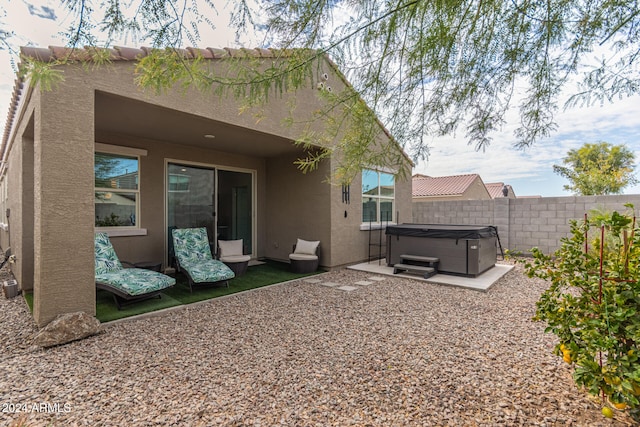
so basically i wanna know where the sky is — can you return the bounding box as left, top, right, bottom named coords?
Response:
left=2, top=0, right=640, bottom=197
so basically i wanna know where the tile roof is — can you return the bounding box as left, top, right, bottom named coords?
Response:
left=486, top=182, right=506, bottom=198
left=486, top=182, right=516, bottom=198
left=18, top=45, right=290, bottom=63
left=412, top=173, right=481, bottom=197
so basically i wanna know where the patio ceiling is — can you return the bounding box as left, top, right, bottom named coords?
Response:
left=95, top=91, right=302, bottom=158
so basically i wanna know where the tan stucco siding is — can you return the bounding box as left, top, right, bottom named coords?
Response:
left=33, top=82, right=96, bottom=326
left=329, top=167, right=413, bottom=268
left=90, top=61, right=333, bottom=145
left=97, top=134, right=267, bottom=265
left=3, top=107, right=36, bottom=290
left=265, top=153, right=331, bottom=265
left=3, top=55, right=413, bottom=326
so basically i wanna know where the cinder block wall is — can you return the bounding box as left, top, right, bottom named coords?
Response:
left=412, top=195, right=640, bottom=255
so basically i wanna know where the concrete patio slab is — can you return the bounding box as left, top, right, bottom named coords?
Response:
left=348, top=259, right=513, bottom=292
left=319, top=282, right=341, bottom=287
left=336, top=285, right=359, bottom=292
left=354, top=280, right=374, bottom=286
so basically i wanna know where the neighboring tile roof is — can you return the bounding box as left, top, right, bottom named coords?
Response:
left=486, top=182, right=507, bottom=198
left=412, top=173, right=481, bottom=197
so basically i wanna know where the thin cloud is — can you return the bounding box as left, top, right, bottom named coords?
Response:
left=25, top=2, right=56, bottom=20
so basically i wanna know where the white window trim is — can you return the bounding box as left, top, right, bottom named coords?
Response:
left=361, top=169, right=396, bottom=227
left=360, top=222, right=397, bottom=231
left=94, top=143, right=147, bottom=236
left=102, top=228, right=148, bottom=237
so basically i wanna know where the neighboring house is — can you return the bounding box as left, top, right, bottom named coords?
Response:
left=412, top=173, right=491, bottom=201
left=485, top=182, right=516, bottom=199
left=0, top=45, right=413, bottom=326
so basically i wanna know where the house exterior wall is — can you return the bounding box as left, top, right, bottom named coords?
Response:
left=3, top=110, right=35, bottom=291
left=413, top=194, right=640, bottom=255
left=95, top=133, right=268, bottom=266
left=326, top=168, right=413, bottom=268
left=33, top=81, right=96, bottom=326
left=3, top=56, right=412, bottom=326
left=265, top=153, right=332, bottom=264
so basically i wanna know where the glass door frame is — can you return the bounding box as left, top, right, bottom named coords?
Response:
left=164, top=158, right=257, bottom=269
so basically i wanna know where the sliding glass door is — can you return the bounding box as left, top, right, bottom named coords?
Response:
left=166, top=162, right=254, bottom=266
left=167, top=163, right=215, bottom=266
left=217, top=170, right=253, bottom=253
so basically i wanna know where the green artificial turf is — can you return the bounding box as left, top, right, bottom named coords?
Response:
left=24, top=291, right=33, bottom=311
left=95, top=260, right=321, bottom=322
left=21, top=261, right=321, bottom=323
left=96, top=289, right=183, bottom=322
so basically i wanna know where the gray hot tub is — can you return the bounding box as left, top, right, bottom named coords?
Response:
left=385, top=224, right=498, bottom=277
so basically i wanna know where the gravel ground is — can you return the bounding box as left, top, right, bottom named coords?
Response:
left=0, top=262, right=635, bottom=426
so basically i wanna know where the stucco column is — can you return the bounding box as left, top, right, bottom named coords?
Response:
left=33, top=84, right=96, bottom=327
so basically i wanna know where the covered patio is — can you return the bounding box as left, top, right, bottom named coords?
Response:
left=0, top=46, right=413, bottom=327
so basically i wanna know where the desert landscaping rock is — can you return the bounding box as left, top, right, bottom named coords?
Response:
left=33, top=311, right=101, bottom=348
left=0, top=262, right=634, bottom=426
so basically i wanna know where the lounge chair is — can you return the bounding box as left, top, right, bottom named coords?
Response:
left=217, top=239, right=251, bottom=276
left=289, top=238, right=320, bottom=273
left=171, top=227, right=235, bottom=292
left=94, top=232, right=175, bottom=309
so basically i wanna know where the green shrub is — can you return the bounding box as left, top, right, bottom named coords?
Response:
left=521, top=206, right=639, bottom=420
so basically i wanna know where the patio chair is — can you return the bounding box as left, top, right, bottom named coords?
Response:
left=289, top=238, right=320, bottom=273
left=94, top=232, right=175, bottom=309
left=171, top=227, right=235, bottom=292
left=217, top=239, right=251, bottom=276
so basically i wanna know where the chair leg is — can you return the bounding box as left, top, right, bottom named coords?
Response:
left=113, top=295, right=124, bottom=310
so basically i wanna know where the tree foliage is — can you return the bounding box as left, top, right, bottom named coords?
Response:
left=553, top=141, right=638, bottom=195
left=521, top=207, right=640, bottom=421
left=5, top=0, right=640, bottom=182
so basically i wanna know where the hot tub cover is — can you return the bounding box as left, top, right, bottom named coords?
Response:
left=386, top=224, right=498, bottom=239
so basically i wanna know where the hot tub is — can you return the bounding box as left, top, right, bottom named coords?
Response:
left=385, top=224, right=498, bottom=277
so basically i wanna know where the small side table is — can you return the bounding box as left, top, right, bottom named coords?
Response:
left=133, top=261, right=162, bottom=272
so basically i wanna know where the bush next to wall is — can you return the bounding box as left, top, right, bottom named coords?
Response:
left=520, top=206, right=639, bottom=421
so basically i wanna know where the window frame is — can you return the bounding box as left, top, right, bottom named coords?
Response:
left=94, top=143, right=147, bottom=237
left=361, top=168, right=396, bottom=228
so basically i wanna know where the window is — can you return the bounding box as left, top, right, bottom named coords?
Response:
left=95, top=144, right=145, bottom=230
left=362, top=169, right=395, bottom=223
left=168, top=173, right=191, bottom=192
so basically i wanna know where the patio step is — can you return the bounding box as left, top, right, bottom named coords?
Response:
left=400, top=254, right=439, bottom=267
left=393, top=263, right=437, bottom=279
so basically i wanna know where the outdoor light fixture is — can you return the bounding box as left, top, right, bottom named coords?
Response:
left=317, top=72, right=331, bottom=92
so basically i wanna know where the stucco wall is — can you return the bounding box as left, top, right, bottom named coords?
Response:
left=413, top=195, right=640, bottom=255
left=3, top=55, right=413, bottom=326
left=265, top=153, right=332, bottom=264
left=1, top=106, right=36, bottom=292
left=95, top=134, right=267, bottom=267
left=327, top=169, right=413, bottom=268
left=33, top=82, right=96, bottom=326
